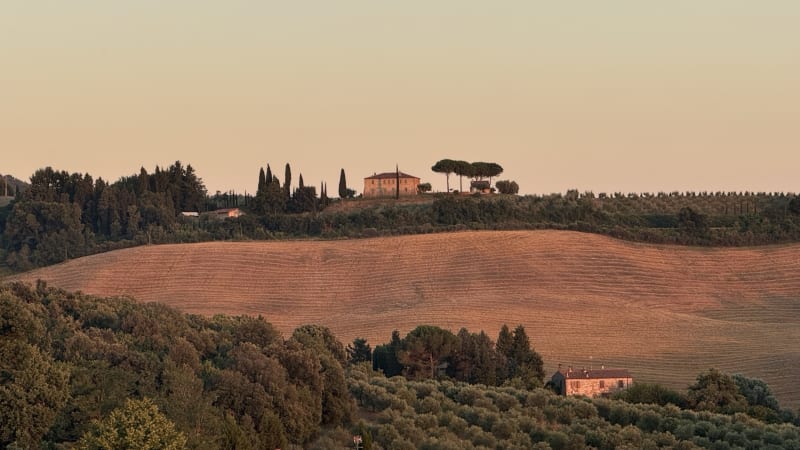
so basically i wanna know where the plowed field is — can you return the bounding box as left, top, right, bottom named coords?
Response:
left=9, top=230, right=800, bottom=407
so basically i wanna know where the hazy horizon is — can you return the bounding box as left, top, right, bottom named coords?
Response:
left=3, top=1, right=799, bottom=195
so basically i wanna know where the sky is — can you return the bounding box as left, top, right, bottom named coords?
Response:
left=2, top=1, right=799, bottom=196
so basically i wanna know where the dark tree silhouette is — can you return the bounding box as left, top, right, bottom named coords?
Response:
left=347, top=337, right=373, bottom=364
left=431, top=159, right=457, bottom=192
left=257, top=168, right=266, bottom=194
left=339, top=169, right=347, bottom=198
left=284, top=163, right=292, bottom=199
left=495, top=180, right=519, bottom=195
left=453, top=160, right=473, bottom=192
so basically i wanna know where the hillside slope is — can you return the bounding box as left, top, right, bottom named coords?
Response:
left=9, top=230, right=800, bottom=407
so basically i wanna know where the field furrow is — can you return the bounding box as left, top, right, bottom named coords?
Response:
left=8, top=230, right=800, bottom=407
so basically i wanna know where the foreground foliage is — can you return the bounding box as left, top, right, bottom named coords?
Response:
left=0, top=282, right=353, bottom=449
left=3, top=281, right=800, bottom=449
left=75, top=398, right=186, bottom=450
left=347, top=365, right=800, bottom=449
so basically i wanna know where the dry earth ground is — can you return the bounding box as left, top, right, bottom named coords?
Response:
left=9, top=230, right=800, bottom=408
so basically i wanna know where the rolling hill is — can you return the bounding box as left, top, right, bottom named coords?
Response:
left=8, top=230, right=800, bottom=408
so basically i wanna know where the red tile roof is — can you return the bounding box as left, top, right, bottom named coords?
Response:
left=564, top=368, right=632, bottom=379
left=365, top=172, right=419, bottom=180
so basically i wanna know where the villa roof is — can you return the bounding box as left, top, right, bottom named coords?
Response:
left=563, top=368, right=632, bottom=379
left=365, top=172, right=419, bottom=180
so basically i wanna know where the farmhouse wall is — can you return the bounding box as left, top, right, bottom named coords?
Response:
left=363, top=173, right=420, bottom=198
left=204, top=208, right=244, bottom=220
left=566, top=377, right=632, bottom=397
left=552, top=367, right=633, bottom=398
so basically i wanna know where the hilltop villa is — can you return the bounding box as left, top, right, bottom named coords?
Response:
left=550, top=366, right=633, bottom=397
left=363, top=171, right=421, bottom=198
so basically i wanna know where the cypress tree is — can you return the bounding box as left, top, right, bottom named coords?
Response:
left=137, top=167, right=149, bottom=195
left=298, top=173, right=304, bottom=189
left=509, top=324, right=545, bottom=386
left=496, top=325, right=513, bottom=358
left=284, top=163, right=292, bottom=198
left=257, top=168, right=266, bottom=194
left=338, top=169, right=347, bottom=198
left=510, top=325, right=531, bottom=362
left=266, top=165, right=273, bottom=184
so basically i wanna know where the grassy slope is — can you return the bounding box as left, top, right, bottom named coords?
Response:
left=8, top=230, right=800, bottom=408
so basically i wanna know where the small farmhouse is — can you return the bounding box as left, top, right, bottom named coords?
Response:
left=550, top=366, right=632, bottom=397
left=470, top=180, right=491, bottom=194
left=363, top=171, right=421, bottom=198
left=210, top=208, right=244, bottom=219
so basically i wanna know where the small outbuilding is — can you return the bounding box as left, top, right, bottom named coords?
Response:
left=209, top=208, right=244, bottom=219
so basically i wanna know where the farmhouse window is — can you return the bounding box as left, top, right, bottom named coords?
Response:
left=618, top=380, right=625, bottom=389
left=599, top=380, right=605, bottom=389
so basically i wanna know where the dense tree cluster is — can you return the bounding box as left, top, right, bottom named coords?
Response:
left=252, top=163, right=327, bottom=215
left=431, top=159, right=504, bottom=193
left=372, top=324, right=544, bottom=389
left=0, top=162, right=335, bottom=271
left=496, top=180, right=520, bottom=195
left=0, top=282, right=353, bottom=449
left=0, top=174, right=27, bottom=199
left=1, top=163, right=206, bottom=270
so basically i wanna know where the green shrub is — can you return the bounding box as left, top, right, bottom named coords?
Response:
left=546, top=431, right=569, bottom=450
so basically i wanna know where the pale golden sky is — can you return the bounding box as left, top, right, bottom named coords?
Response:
left=2, top=1, right=799, bottom=195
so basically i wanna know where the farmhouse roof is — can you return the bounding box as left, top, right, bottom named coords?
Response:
left=365, top=171, right=419, bottom=180
left=563, top=368, right=632, bottom=379
left=213, top=208, right=239, bottom=213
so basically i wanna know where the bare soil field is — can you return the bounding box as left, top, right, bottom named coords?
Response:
left=9, top=230, right=800, bottom=407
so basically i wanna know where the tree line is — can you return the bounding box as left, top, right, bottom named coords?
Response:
left=0, top=174, right=26, bottom=198
left=1, top=162, right=207, bottom=270
left=369, top=324, right=544, bottom=390
left=431, top=159, right=505, bottom=193
left=3, top=161, right=800, bottom=273
left=0, top=161, right=337, bottom=271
